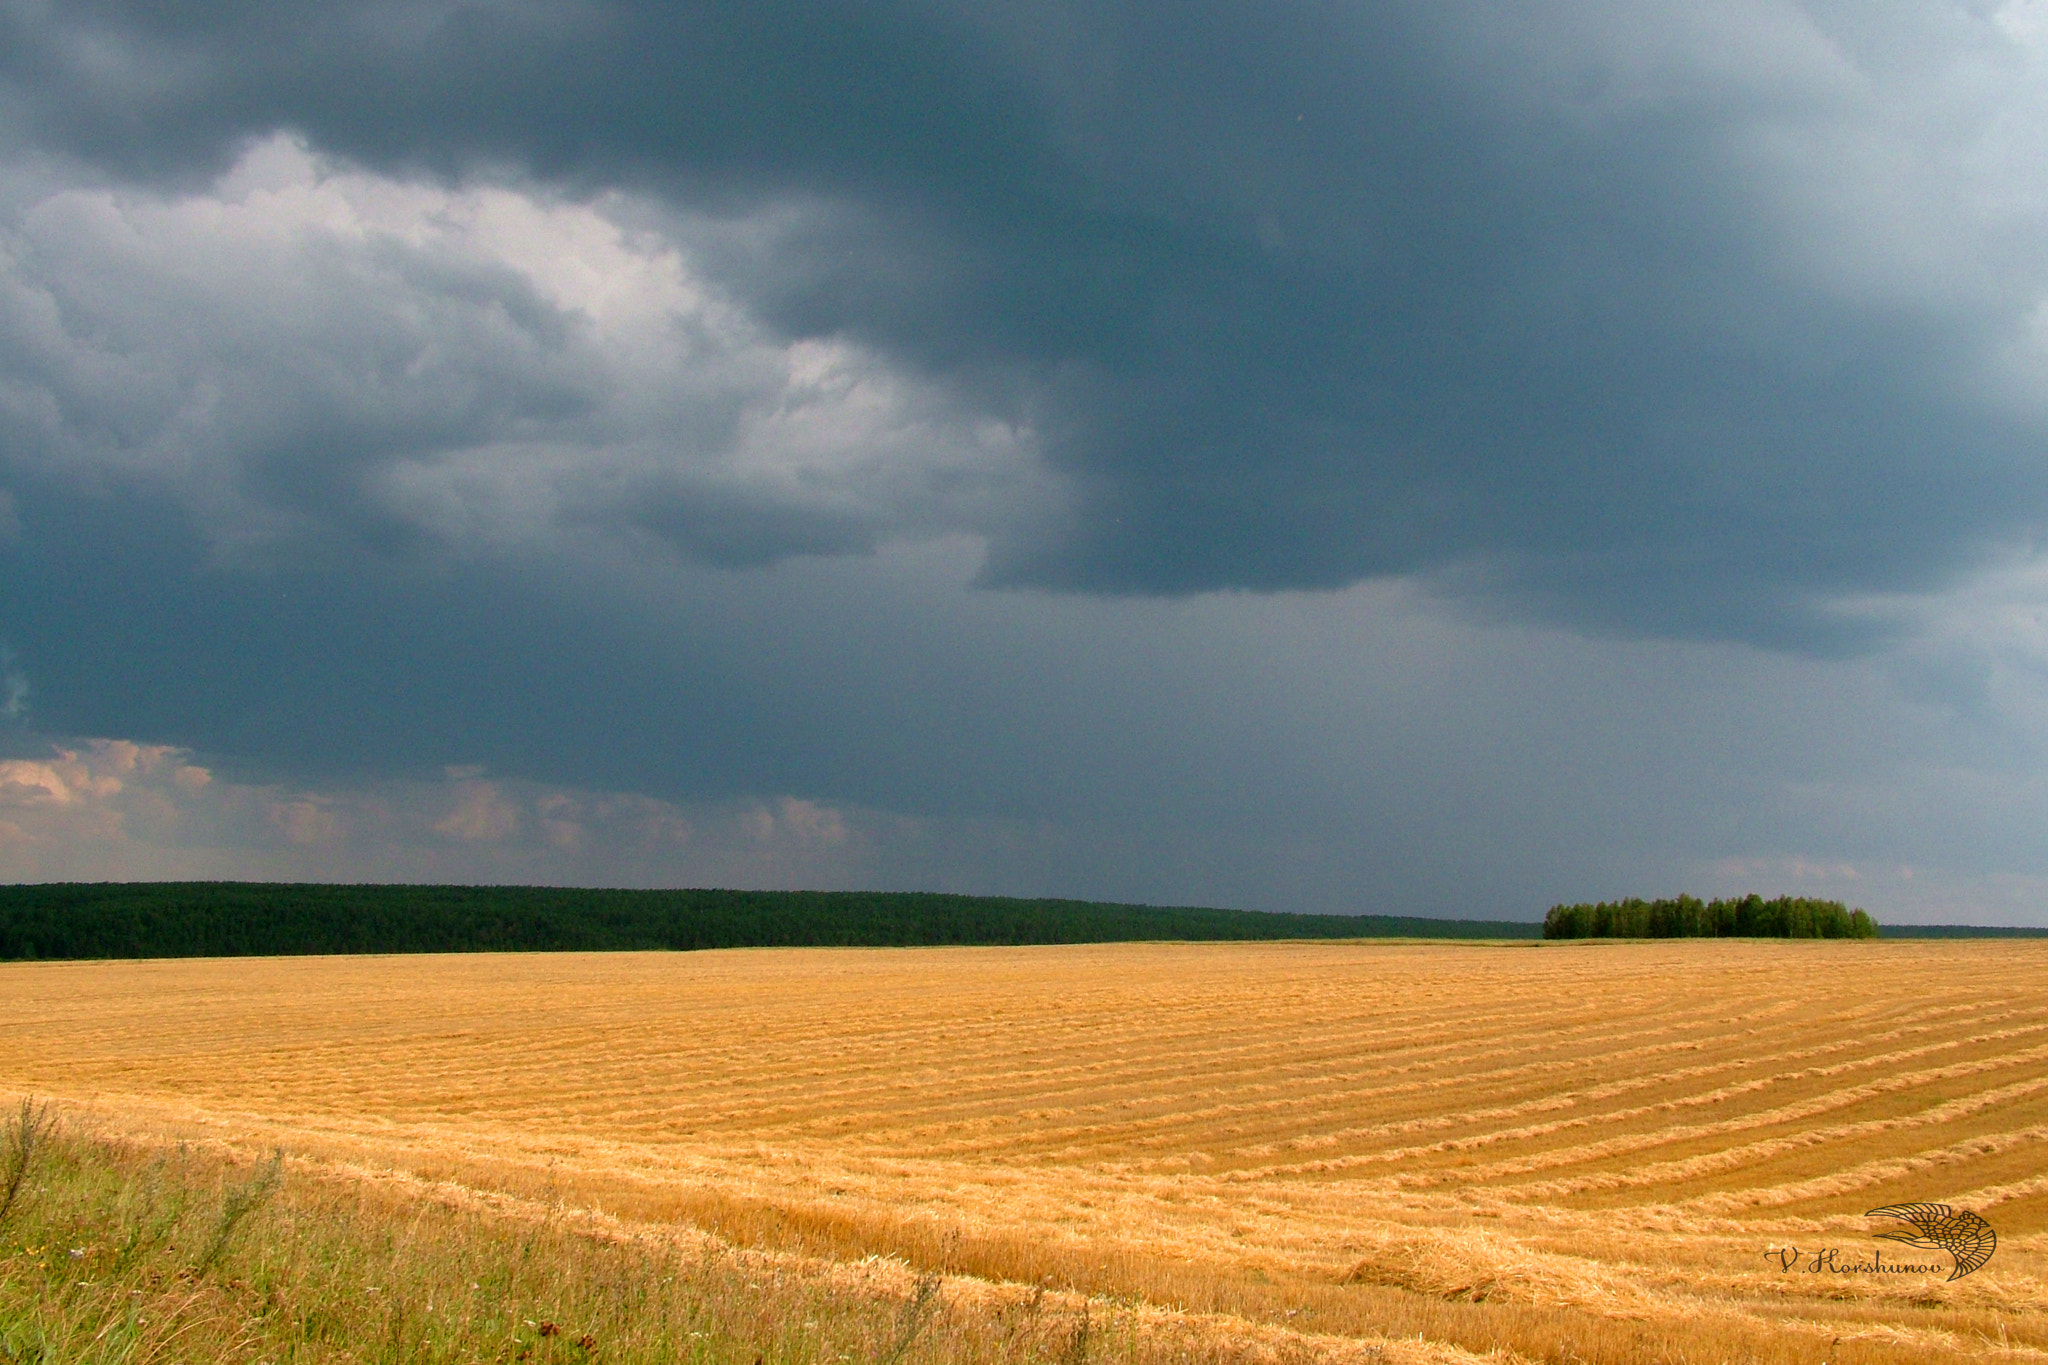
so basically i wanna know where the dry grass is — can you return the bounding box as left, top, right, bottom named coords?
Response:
left=11, top=1121, right=1401, bottom=1365
left=0, top=938, right=2043, bottom=1363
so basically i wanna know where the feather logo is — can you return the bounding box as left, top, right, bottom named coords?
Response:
left=1866, top=1203, right=1996, bottom=1281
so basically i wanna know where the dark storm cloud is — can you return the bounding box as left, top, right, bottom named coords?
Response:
left=6, top=0, right=2048, bottom=922
left=6, top=1, right=2044, bottom=647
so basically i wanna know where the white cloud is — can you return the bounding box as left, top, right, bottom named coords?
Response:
left=0, top=740, right=154, bottom=807
left=268, top=797, right=343, bottom=848
left=0, top=735, right=1044, bottom=891
left=746, top=796, right=850, bottom=846
left=433, top=779, right=522, bottom=843
left=0, top=134, right=1052, bottom=568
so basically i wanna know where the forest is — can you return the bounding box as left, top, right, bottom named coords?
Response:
left=0, top=882, right=1542, bottom=960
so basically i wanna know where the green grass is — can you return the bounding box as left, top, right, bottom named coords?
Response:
left=0, top=1104, right=1179, bottom=1365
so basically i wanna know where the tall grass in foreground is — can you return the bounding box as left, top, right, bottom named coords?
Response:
left=0, top=1112, right=1175, bottom=1365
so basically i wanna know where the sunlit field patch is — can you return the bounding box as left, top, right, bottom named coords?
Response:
left=1, top=939, right=2041, bottom=1364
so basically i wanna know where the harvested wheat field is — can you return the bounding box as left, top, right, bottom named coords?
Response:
left=2, top=938, right=2045, bottom=1364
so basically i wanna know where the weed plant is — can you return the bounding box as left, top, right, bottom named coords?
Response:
left=0, top=1112, right=1178, bottom=1365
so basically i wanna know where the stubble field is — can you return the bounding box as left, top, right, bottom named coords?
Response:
left=0, top=939, right=2043, bottom=1364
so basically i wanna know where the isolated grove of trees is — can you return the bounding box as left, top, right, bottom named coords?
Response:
left=1543, top=894, right=1878, bottom=940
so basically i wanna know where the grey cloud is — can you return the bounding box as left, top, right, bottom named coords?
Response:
left=5, top=516, right=2042, bottom=918
left=5, top=2, right=2048, bottom=922
left=0, top=155, right=587, bottom=546
left=607, top=481, right=876, bottom=568
left=6, top=2, right=2046, bottom=646
left=0, top=137, right=1029, bottom=569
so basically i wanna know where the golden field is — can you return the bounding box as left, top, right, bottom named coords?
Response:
left=1, top=938, right=2044, bottom=1364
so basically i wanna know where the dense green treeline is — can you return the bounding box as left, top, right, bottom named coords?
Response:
left=1543, top=894, right=1877, bottom=940
left=0, top=882, right=1541, bottom=960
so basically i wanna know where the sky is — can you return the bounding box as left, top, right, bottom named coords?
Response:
left=2, top=2, right=2047, bottom=923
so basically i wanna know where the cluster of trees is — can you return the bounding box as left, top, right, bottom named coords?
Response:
left=0, top=883, right=1542, bottom=960
left=1543, top=894, right=1878, bottom=940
